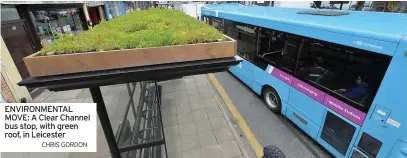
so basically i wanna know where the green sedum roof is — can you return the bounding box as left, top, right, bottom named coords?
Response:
left=38, top=9, right=226, bottom=56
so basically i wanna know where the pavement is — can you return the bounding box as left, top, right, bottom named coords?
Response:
left=1, top=74, right=249, bottom=158
left=213, top=72, right=333, bottom=158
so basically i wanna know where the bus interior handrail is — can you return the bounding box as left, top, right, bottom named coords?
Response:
left=262, top=50, right=283, bottom=58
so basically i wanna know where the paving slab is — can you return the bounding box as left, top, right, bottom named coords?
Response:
left=220, top=140, right=243, bottom=158
left=177, top=113, right=193, bottom=125
left=32, top=90, right=53, bottom=102
left=194, top=119, right=212, bottom=133
left=209, top=116, right=228, bottom=130
left=181, top=148, right=202, bottom=158
left=197, top=130, right=218, bottom=147
left=44, top=89, right=81, bottom=101
left=180, top=134, right=200, bottom=152
left=189, top=100, right=204, bottom=110
left=167, top=151, right=182, bottom=158
left=200, top=145, right=223, bottom=158
left=192, top=110, right=208, bottom=121
left=164, top=125, right=180, bottom=138
left=179, top=122, right=197, bottom=136
left=214, top=127, right=235, bottom=143
left=163, top=115, right=178, bottom=127
left=205, top=107, right=223, bottom=118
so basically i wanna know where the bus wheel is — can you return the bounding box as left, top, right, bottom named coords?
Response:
left=262, top=87, right=281, bottom=113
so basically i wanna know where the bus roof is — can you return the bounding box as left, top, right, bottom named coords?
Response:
left=202, top=4, right=407, bottom=44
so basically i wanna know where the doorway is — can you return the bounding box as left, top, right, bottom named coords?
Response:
left=88, top=7, right=101, bottom=26
left=1, top=20, right=37, bottom=81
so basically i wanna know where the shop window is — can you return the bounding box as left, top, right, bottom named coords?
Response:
left=30, top=8, right=85, bottom=46
left=295, top=38, right=391, bottom=110
left=107, top=1, right=121, bottom=18
left=1, top=5, right=20, bottom=21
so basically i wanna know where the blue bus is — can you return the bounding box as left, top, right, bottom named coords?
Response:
left=202, top=4, right=407, bottom=158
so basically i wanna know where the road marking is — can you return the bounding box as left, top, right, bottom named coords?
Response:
left=208, top=73, right=263, bottom=157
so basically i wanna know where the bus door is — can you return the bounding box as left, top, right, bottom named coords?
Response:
left=207, top=17, right=255, bottom=86
left=281, top=37, right=329, bottom=140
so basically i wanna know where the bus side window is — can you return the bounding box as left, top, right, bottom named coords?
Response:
left=295, top=40, right=391, bottom=109
left=224, top=19, right=234, bottom=37
left=234, top=23, right=257, bottom=62
left=258, top=32, right=300, bottom=73
left=208, top=17, right=213, bottom=26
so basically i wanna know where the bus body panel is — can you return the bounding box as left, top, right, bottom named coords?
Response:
left=240, top=57, right=255, bottom=85
left=251, top=65, right=290, bottom=115
left=229, top=60, right=254, bottom=87
left=228, top=60, right=292, bottom=116
left=354, top=37, right=407, bottom=157
left=287, top=87, right=326, bottom=127
left=388, top=140, right=407, bottom=158
left=285, top=100, right=321, bottom=140
left=253, top=65, right=291, bottom=106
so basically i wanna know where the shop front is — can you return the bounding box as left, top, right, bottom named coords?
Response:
left=1, top=2, right=88, bottom=95
left=86, top=2, right=105, bottom=27
left=26, top=4, right=88, bottom=46
left=103, top=1, right=152, bottom=20
left=104, top=1, right=125, bottom=20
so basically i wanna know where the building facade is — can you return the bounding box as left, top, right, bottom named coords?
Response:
left=103, top=1, right=151, bottom=20
left=86, top=1, right=106, bottom=27
left=1, top=2, right=90, bottom=102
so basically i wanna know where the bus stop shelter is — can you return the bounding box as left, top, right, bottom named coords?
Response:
left=19, top=57, right=241, bottom=158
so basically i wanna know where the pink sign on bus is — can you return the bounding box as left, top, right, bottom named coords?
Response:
left=324, top=95, right=366, bottom=126
left=267, top=65, right=293, bottom=85
left=291, top=78, right=326, bottom=104
left=265, top=65, right=366, bottom=126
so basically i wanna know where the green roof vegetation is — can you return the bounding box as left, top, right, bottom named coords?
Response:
left=38, top=9, right=226, bottom=56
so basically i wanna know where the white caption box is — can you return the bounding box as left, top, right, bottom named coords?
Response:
left=0, top=103, right=96, bottom=152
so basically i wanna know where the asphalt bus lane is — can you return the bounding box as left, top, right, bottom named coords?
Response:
left=213, top=71, right=332, bottom=158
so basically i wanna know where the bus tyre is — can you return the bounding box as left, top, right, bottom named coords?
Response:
left=262, top=87, right=281, bottom=113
